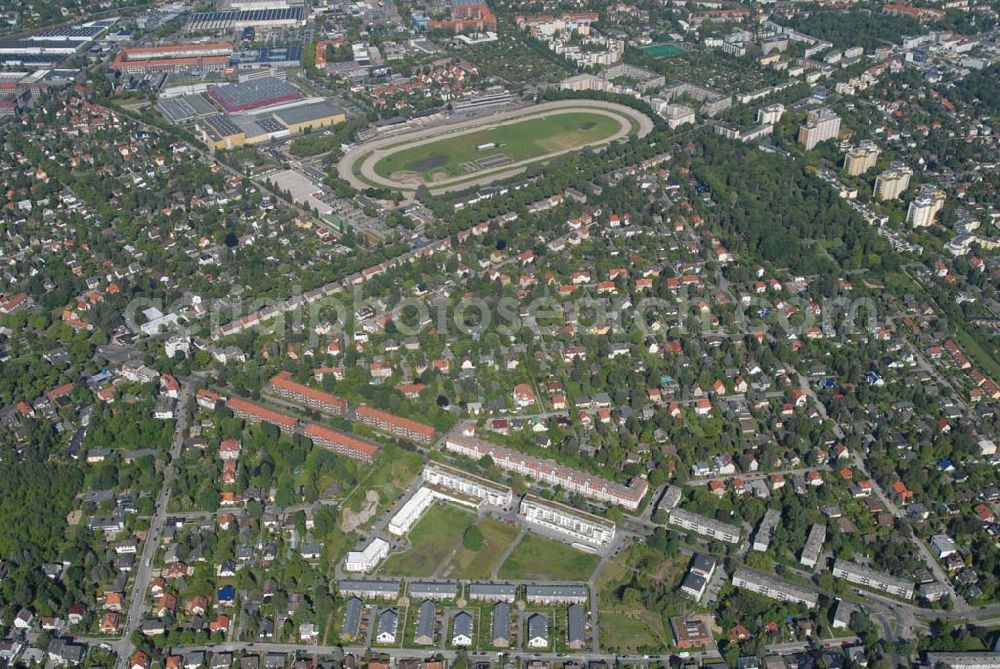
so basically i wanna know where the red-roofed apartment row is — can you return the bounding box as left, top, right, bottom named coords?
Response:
left=304, top=423, right=379, bottom=463
left=268, top=371, right=349, bottom=417
left=355, top=405, right=437, bottom=445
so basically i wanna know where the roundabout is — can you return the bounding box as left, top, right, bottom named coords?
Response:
left=337, top=99, right=655, bottom=194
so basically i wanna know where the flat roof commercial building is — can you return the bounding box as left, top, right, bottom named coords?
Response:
left=273, top=101, right=346, bottom=133
left=344, top=537, right=389, bottom=573
left=444, top=433, right=647, bottom=509
left=208, top=77, right=301, bottom=113
left=525, top=584, right=589, bottom=605
left=731, top=567, right=819, bottom=608
left=112, top=43, right=233, bottom=74
left=832, top=559, right=914, bottom=599
left=518, top=495, right=616, bottom=548
left=422, top=462, right=513, bottom=508
left=668, top=508, right=740, bottom=543
left=185, top=7, right=306, bottom=32
left=800, top=523, right=827, bottom=569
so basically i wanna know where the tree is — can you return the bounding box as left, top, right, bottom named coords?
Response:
left=462, top=525, right=484, bottom=551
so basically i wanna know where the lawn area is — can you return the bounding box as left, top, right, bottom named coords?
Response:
left=372, top=112, right=623, bottom=182
left=600, top=611, right=667, bottom=653
left=497, top=533, right=600, bottom=581
left=444, top=517, right=520, bottom=579
left=640, top=43, right=685, bottom=58
left=340, top=445, right=423, bottom=520
left=381, top=503, right=476, bottom=577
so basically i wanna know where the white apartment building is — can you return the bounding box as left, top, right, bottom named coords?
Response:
left=832, top=559, right=915, bottom=599
left=668, top=508, right=740, bottom=543
left=798, top=108, right=841, bottom=150
left=875, top=163, right=913, bottom=200
left=752, top=509, right=781, bottom=552
left=800, top=523, right=827, bottom=568
left=388, top=486, right=436, bottom=537
left=757, top=103, right=785, bottom=125
left=518, top=495, right=616, bottom=548
left=907, top=184, right=946, bottom=227
left=344, top=538, right=389, bottom=573
left=732, top=567, right=819, bottom=608
left=844, top=140, right=880, bottom=176
left=422, top=462, right=514, bottom=508
left=444, top=434, right=648, bottom=510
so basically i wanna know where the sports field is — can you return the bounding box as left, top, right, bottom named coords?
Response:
left=641, top=43, right=685, bottom=58
left=372, top=111, right=623, bottom=182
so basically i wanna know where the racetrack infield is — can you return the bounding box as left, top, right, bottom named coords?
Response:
left=372, top=111, right=622, bottom=182
left=338, top=100, right=655, bottom=194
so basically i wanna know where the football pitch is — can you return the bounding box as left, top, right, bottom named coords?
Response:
left=372, top=111, right=623, bottom=182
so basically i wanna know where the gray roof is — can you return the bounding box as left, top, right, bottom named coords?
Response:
left=567, top=604, right=586, bottom=643
left=409, top=581, right=457, bottom=597
left=527, top=613, right=549, bottom=642
left=416, top=600, right=436, bottom=640
left=377, top=608, right=398, bottom=637
left=452, top=610, right=473, bottom=640
left=492, top=602, right=510, bottom=641
left=525, top=584, right=588, bottom=599
left=469, top=582, right=517, bottom=597
left=339, top=579, right=400, bottom=595
left=341, top=597, right=363, bottom=637
left=272, top=101, right=345, bottom=127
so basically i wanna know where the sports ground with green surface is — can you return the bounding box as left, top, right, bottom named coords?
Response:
left=497, top=532, right=601, bottom=580
left=641, top=43, right=685, bottom=58
left=380, top=503, right=476, bottom=577
left=372, top=111, right=623, bottom=182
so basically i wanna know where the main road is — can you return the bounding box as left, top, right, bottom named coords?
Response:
left=114, top=381, right=193, bottom=669
left=337, top=99, right=655, bottom=195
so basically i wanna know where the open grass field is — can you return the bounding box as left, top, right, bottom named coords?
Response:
left=640, top=43, right=686, bottom=58
left=372, top=111, right=622, bottom=182
left=444, top=517, right=520, bottom=579
left=497, top=533, right=600, bottom=581
left=381, top=503, right=476, bottom=577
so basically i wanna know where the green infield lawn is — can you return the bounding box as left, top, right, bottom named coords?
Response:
left=372, top=111, right=623, bottom=181
left=497, top=532, right=601, bottom=580
left=380, top=503, right=476, bottom=577
left=445, top=517, right=521, bottom=579
left=641, top=43, right=685, bottom=58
